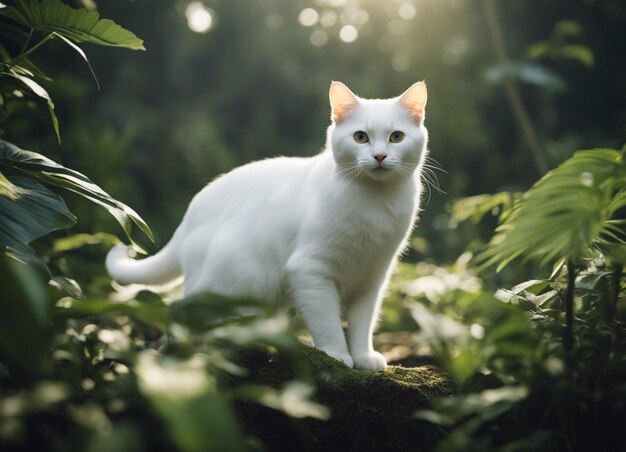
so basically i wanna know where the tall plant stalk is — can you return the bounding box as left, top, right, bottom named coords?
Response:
left=564, top=260, right=576, bottom=367
left=610, top=265, right=622, bottom=320
left=481, top=0, right=548, bottom=176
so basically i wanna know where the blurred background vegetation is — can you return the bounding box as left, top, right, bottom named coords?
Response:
left=1, top=0, right=625, bottom=451
left=4, top=0, right=624, bottom=258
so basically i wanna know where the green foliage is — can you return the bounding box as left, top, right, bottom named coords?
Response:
left=0, top=254, right=52, bottom=377
left=1, top=1, right=625, bottom=451
left=2, top=0, right=145, bottom=50
left=480, top=148, right=626, bottom=270
left=0, top=139, right=153, bottom=265
left=0, top=0, right=144, bottom=141
left=0, top=0, right=152, bottom=296
left=449, top=191, right=519, bottom=227
left=0, top=250, right=454, bottom=451
left=528, top=20, right=595, bottom=68
left=0, top=169, right=76, bottom=264
left=410, top=148, right=626, bottom=450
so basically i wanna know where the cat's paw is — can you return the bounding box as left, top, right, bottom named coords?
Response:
left=322, top=350, right=354, bottom=368
left=352, top=351, right=387, bottom=371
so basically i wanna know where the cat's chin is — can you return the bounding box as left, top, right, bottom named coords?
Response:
left=366, top=167, right=395, bottom=181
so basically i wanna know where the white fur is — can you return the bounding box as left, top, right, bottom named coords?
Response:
left=106, top=82, right=429, bottom=370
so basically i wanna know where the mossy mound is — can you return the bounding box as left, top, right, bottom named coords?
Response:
left=234, top=345, right=454, bottom=452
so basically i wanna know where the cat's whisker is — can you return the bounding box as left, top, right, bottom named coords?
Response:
left=330, top=164, right=363, bottom=197
left=424, top=156, right=447, bottom=173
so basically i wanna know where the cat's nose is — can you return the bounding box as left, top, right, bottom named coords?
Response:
left=374, top=153, right=387, bottom=162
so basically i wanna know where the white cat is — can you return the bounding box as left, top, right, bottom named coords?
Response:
left=106, top=81, right=428, bottom=370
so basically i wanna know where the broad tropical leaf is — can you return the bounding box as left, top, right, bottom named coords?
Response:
left=0, top=139, right=154, bottom=252
left=479, top=148, right=626, bottom=270
left=0, top=169, right=76, bottom=266
left=2, top=0, right=145, bottom=50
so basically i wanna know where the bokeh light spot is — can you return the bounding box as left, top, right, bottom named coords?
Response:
left=320, top=9, right=337, bottom=27
left=265, top=14, right=284, bottom=29
left=185, top=2, right=214, bottom=34
left=299, top=8, right=319, bottom=27
left=398, top=3, right=417, bottom=20
left=354, top=9, right=370, bottom=25
left=442, top=36, right=469, bottom=66
left=310, top=30, right=329, bottom=47
left=339, top=25, right=358, bottom=43
left=392, top=53, right=411, bottom=72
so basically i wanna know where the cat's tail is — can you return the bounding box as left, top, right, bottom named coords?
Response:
left=106, top=243, right=182, bottom=286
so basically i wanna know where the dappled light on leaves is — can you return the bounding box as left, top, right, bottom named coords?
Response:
left=136, top=352, right=212, bottom=399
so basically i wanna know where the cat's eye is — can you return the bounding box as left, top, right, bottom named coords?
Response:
left=353, top=131, right=369, bottom=144
left=389, top=131, right=405, bottom=143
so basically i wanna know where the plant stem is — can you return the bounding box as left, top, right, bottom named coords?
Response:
left=19, top=29, right=34, bottom=57
left=9, top=33, right=54, bottom=70
left=564, top=259, right=575, bottom=366
left=480, top=0, right=548, bottom=176
left=610, top=265, right=622, bottom=320
left=564, top=259, right=576, bottom=448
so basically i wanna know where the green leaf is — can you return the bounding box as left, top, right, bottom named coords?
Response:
left=6, top=70, right=60, bottom=141
left=50, top=274, right=84, bottom=298
left=15, top=58, right=52, bottom=81
left=135, top=352, right=247, bottom=452
left=484, top=61, right=566, bottom=93
left=52, top=31, right=99, bottom=89
left=231, top=381, right=330, bottom=420
left=53, top=298, right=169, bottom=329
left=0, top=169, right=76, bottom=266
left=0, top=254, right=53, bottom=377
left=7, top=70, right=51, bottom=101
left=0, top=22, right=29, bottom=44
left=47, top=99, right=60, bottom=143
left=0, top=169, right=20, bottom=200
left=449, top=192, right=518, bottom=227
left=0, top=167, right=88, bottom=297
left=561, top=44, right=594, bottom=68
left=3, top=0, right=145, bottom=50
left=52, top=232, right=118, bottom=253
left=479, top=148, right=626, bottom=270
left=171, top=293, right=269, bottom=332
left=554, top=20, right=581, bottom=37
left=0, top=139, right=154, bottom=252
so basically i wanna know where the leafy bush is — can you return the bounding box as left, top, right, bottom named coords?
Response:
left=408, top=147, right=626, bottom=450
left=0, top=0, right=151, bottom=290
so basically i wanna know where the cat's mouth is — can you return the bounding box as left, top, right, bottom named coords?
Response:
left=367, top=164, right=394, bottom=180
left=373, top=163, right=389, bottom=171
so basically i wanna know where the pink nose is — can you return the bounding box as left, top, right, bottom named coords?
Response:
left=374, top=154, right=387, bottom=162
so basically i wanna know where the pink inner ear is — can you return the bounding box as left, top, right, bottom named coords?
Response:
left=332, top=103, right=356, bottom=122
left=330, top=82, right=358, bottom=122
left=399, top=82, right=427, bottom=121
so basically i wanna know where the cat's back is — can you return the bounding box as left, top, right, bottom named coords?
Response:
left=182, top=154, right=323, bottom=230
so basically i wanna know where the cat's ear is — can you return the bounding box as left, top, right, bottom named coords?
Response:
left=329, top=81, right=359, bottom=123
left=399, top=81, right=427, bottom=122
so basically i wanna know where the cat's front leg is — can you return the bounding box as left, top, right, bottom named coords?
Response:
left=287, top=268, right=353, bottom=367
left=346, top=282, right=388, bottom=371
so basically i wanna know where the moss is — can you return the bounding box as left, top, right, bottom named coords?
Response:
left=233, top=345, right=454, bottom=451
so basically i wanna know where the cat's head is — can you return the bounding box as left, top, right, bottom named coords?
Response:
left=327, top=81, right=428, bottom=182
